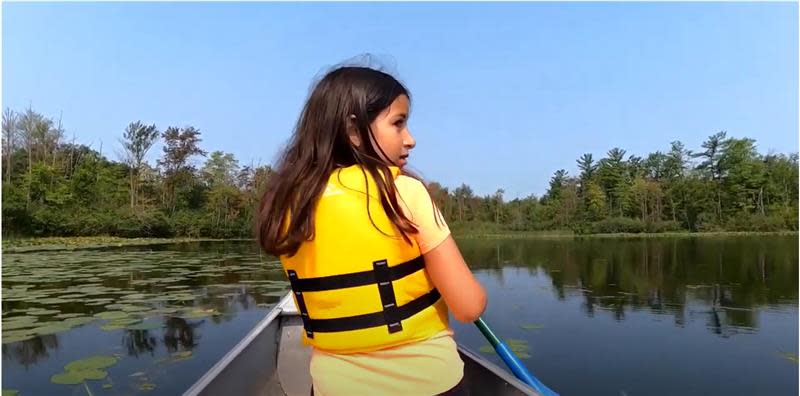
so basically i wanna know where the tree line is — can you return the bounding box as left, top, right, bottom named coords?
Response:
left=2, top=107, right=797, bottom=238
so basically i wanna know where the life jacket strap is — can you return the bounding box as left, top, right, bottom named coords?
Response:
left=305, top=288, right=441, bottom=334
left=286, top=256, right=438, bottom=337
left=288, top=256, right=425, bottom=292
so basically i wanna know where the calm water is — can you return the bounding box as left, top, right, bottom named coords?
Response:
left=2, top=236, right=798, bottom=395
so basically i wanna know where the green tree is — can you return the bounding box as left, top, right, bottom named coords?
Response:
left=544, top=169, right=568, bottom=203
left=202, top=151, right=242, bottom=228
left=662, top=141, right=689, bottom=224
left=577, top=153, right=597, bottom=183
left=158, top=126, right=207, bottom=213
left=3, top=105, right=797, bottom=238
left=718, top=138, right=763, bottom=215
left=3, top=108, right=18, bottom=183
left=427, top=181, right=452, bottom=221
left=691, top=131, right=727, bottom=223
left=453, top=184, right=474, bottom=222
left=493, top=188, right=505, bottom=223
left=596, top=148, right=629, bottom=216
left=583, top=180, right=607, bottom=221
left=202, top=151, right=239, bottom=186
left=120, top=121, right=159, bottom=210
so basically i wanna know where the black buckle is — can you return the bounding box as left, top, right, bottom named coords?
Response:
left=373, top=259, right=402, bottom=333
left=285, top=257, right=439, bottom=336
left=287, top=270, right=314, bottom=338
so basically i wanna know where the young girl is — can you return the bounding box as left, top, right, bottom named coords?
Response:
left=257, top=65, right=487, bottom=396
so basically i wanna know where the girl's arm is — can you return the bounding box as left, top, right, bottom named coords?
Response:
left=423, top=236, right=487, bottom=322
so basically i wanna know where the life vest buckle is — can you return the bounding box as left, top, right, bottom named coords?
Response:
left=373, top=260, right=404, bottom=334
left=284, top=257, right=440, bottom=337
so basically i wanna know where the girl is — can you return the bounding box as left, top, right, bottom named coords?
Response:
left=257, top=64, right=487, bottom=396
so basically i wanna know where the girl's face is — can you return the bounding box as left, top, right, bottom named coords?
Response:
left=367, top=94, right=416, bottom=168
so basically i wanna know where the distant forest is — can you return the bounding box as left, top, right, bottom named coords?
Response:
left=2, top=107, right=797, bottom=238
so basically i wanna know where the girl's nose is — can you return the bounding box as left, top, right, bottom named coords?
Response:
left=404, top=129, right=416, bottom=149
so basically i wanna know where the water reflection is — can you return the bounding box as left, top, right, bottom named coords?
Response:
left=1, top=334, right=59, bottom=369
left=163, top=317, right=200, bottom=353
left=3, top=237, right=796, bottom=395
left=124, top=329, right=158, bottom=357
left=459, top=235, right=798, bottom=337
left=2, top=290, right=280, bottom=368
left=2, top=244, right=289, bottom=372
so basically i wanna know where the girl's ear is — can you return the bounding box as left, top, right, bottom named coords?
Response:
left=346, top=115, right=361, bottom=147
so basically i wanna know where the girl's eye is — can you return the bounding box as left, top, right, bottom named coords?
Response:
left=394, top=119, right=406, bottom=127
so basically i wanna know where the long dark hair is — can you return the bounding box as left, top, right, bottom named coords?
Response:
left=257, top=66, right=420, bottom=257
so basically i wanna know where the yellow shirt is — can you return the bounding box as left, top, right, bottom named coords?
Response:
left=309, top=174, right=463, bottom=396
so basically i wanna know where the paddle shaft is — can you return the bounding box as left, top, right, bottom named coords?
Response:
left=474, top=317, right=559, bottom=396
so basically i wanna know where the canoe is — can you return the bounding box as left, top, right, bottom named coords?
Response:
left=184, top=293, right=540, bottom=396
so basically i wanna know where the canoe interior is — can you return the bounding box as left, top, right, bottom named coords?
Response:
left=184, top=296, right=539, bottom=396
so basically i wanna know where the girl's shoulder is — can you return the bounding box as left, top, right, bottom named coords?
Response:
left=394, top=174, right=429, bottom=199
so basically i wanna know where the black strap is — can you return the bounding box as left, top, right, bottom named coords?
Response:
left=286, top=256, right=437, bottom=336
left=305, top=288, right=441, bottom=333
left=286, top=270, right=315, bottom=338
left=374, top=259, right=402, bottom=333
left=289, top=256, right=425, bottom=292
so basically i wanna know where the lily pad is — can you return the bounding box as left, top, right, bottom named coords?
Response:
left=2, top=331, right=35, bottom=344
left=181, top=309, right=219, bottom=319
left=38, top=297, right=70, bottom=304
left=121, top=305, right=151, bottom=313
left=120, top=293, right=149, bottom=300
left=2, top=389, right=20, bottom=396
left=157, top=350, right=194, bottom=364
left=102, top=384, right=113, bottom=389
left=520, top=324, right=545, bottom=331
left=33, top=322, right=74, bottom=335
left=505, top=339, right=531, bottom=358
left=64, top=355, right=118, bottom=371
left=3, top=317, right=38, bottom=330
left=27, top=308, right=61, bottom=316
left=2, top=296, right=31, bottom=302
left=172, top=350, right=192, bottom=358
left=94, top=311, right=129, bottom=320
left=55, top=313, right=85, bottom=319
left=479, top=339, right=531, bottom=359
left=101, top=319, right=142, bottom=331
left=127, top=322, right=162, bottom=331
left=77, top=369, right=108, bottom=381
left=86, top=298, right=115, bottom=304
left=58, top=293, right=88, bottom=299
left=479, top=345, right=495, bottom=354
left=139, top=383, right=157, bottom=391
left=780, top=352, right=798, bottom=364
left=64, top=317, right=96, bottom=327
left=50, top=369, right=107, bottom=384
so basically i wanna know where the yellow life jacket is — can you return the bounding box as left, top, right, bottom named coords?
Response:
left=280, top=165, right=449, bottom=354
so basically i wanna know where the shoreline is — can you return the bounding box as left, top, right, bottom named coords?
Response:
left=2, top=236, right=254, bottom=253
left=3, top=231, right=797, bottom=253
left=453, top=231, right=799, bottom=239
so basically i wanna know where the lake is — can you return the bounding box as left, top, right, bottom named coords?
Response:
left=2, top=236, right=798, bottom=395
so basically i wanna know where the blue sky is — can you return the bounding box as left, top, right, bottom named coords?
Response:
left=3, top=2, right=797, bottom=198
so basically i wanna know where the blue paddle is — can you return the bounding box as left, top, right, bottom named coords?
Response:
left=474, top=317, right=559, bottom=396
